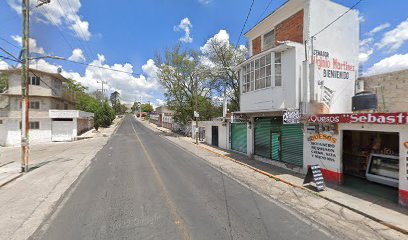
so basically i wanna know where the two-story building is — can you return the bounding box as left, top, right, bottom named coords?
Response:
left=232, top=0, right=359, bottom=170
left=0, top=68, right=94, bottom=146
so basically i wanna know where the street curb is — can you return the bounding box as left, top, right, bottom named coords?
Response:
left=193, top=143, right=408, bottom=236
left=0, top=173, right=23, bottom=188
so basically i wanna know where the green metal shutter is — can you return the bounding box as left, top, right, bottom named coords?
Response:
left=231, top=123, right=247, bottom=154
left=281, top=124, right=303, bottom=167
left=254, top=118, right=272, bottom=158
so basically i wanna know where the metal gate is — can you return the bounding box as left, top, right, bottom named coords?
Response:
left=231, top=123, right=247, bottom=154
left=51, top=119, right=73, bottom=142
left=254, top=117, right=303, bottom=167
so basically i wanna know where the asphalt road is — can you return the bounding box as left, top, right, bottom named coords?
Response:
left=33, top=115, right=333, bottom=240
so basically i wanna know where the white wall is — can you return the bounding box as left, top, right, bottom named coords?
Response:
left=240, top=46, right=304, bottom=112
left=0, top=118, right=52, bottom=146
left=193, top=121, right=229, bottom=150
left=308, top=0, right=359, bottom=113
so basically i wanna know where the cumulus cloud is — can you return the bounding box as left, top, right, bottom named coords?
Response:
left=0, top=60, right=9, bottom=70
left=364, top=53, right=408, bottom=76
left=62, top=56, right=161, bottom=103
left=11, top=35, right=45, bottom=54
left=7, top=0, right=91, bottom=41
left=174, top=17, right=193, bottom=43
left=376, top=18, right=408, bottom=52
left=367, top=23, right=390, bottom=36
left=68, top=48, right=86, bottom=62
left=359, top=37, right=374, bottom=63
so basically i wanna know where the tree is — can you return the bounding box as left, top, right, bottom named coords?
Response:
left=141, top=103, right=153, bottom=113
left=131, top=101, right=139, bottom=113
left=201, top=37, right=247, bottom=112
left=110, top=91, right=122, bottom=114
left=0, top=73, right=8, bottom=93
left=64, top=79, right=115, bottom=130
left=156, top=45, right=215, bottom=124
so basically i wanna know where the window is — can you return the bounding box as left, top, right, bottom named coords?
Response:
left=263, top=30, right=275, bottom=50
left=241, top=53, right=272, bottom=93
left=29, top=76, right=40, bottom=86
left=0, top=120, right=3, bottom=124
left=20, top=121, right=40, bottom=130
left=274, top=52, right=282, bottom=87
left=29, top=101, right=40, bottom=109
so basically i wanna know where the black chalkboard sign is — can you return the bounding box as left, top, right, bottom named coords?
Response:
left=303, top=165, right=325, bottom=191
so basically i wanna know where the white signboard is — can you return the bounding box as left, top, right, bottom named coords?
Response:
left=283, top=110, right=300, bottom=124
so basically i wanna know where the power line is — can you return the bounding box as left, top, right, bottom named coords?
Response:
left=311, top=0, right=363, bottom=38
left=52, top=57, right=139, bottom=75
left=0, top=46, right=19, bottom=61
left=255, top=0, right=273, bottom=24
left=64, top=0, right=96, bottom=58
left=235, top=0, right=255, bottom=48
left=0, top=36, right=20, bottom=49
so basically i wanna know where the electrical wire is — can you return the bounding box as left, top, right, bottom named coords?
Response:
left=255, top=0, right=273, bottom=24
left=0, top=37, right=20, bottom=49
left=311, top=0, right=363, bottom=38
left=235, top=0, right=255, bottom=48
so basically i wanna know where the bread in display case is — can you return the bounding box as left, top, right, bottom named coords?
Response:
left=366, top=153, right=399, bottom=188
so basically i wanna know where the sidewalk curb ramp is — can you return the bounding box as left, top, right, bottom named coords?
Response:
left=147, top=122, right=408, bottom=236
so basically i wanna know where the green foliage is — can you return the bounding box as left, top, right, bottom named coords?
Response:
left=141, top=103, right=153, bottom=113
left=0, top=73, right=8, bottom=93
left=66, top=79, right=115, bottom=130
left=131, top=101, right=139, bottom=113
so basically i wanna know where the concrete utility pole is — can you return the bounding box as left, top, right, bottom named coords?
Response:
left=20, top=0, right=51, bottom=172
left=21, top=0, right=30, bottom=172
left=97, top=80, right=107, bottom=102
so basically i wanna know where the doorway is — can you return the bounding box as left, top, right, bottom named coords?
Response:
left=212, top=126, right=219, bottom=147
left=342, top=130, right=399, bottom=202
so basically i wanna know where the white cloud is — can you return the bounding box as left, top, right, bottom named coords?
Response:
left=198, top=0, right=211, bottom=4
left=356, top=10, right=365, bottom=23
left=0, top=60, right=9, bottom=70
left=174, top=17, right=193, bottom=43
left=62, top=56, right=161, bottom=103
left=376, top=18, right=408, bottom=52
left=11, top=35, right=45, bottom=54
left=154, top=99, right=165, bottom=108
left=359, top=37, right=374, bottom=63
left=200, top=29, right=230, bottom=53
left=364, top=53, right=408, bottom=76
left=367, top=23, right=390, bottom=36
left=68, top=48, right=86, bottom=62
left=7, top=0, right=91, bottom=41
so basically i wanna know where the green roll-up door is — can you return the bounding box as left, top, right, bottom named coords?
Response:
left=254, top=118, right=272, bottom=158
left=231, top=123, right=247, bottom=153
left=281, top=124, right=303, bottom=167
left=255, top=118, right=281, bottom=159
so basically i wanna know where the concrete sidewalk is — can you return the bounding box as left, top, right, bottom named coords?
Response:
left=0, top=118, right=121, bottom=240
left=140, top=118, right=408, bottom=240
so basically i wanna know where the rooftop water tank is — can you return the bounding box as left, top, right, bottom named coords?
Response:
left=352, top=91, right=377, bottom=111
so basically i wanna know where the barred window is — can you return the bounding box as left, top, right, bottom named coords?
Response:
left=274, top=52, right=282, bottom=87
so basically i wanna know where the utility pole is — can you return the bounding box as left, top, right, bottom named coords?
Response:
left=20, top=0, right=30, bottom=172
left=195, top=76, right=198, bottom=145
left=97, top=80, right=107, bottom=102
left=20, top=0, right=51, bottom=172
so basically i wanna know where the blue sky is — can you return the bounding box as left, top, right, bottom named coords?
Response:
left=1, top=0, right=407, bottom=105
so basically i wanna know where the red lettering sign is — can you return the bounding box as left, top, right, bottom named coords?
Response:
left=307, top=113, right=408, bottom=125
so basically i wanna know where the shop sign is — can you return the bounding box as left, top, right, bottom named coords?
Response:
left=303, top=164, right=325, bottom=191
left=312, top=49, right=356, bottom=80
left=283, top=110, right=300, bottom=124
left=308, top=112, right=408, bottom=125
left=308, top=134, right=337, bottom=162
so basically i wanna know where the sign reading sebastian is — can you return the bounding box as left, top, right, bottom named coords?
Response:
left=307, top=113, right=408, bottom=125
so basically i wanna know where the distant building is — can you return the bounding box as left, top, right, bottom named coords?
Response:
left=358, top=69, right=408, bottom=112
left=150, top=106, right=174, bottom=129
left=0, top=69, right=94, bottom=146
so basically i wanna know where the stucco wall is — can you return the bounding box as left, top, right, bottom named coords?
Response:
left=0, top=118, right=52, bottom=146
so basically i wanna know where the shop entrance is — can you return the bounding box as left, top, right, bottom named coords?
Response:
left=342, top=130, right=399, bottom=202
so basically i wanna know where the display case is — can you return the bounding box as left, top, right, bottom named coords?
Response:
left=366, top=153, right=399, bottom=188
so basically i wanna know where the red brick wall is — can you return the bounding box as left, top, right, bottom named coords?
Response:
left=275, top=9, right=304, bottom=45
left=252, top=36, right=262, bottom=55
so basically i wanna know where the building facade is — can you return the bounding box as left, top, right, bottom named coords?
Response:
left=0, top=69, right=94, bottom=146
left=150, top=106, right=174, bottom=129
left=233, top=0, right=359, bottom=169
